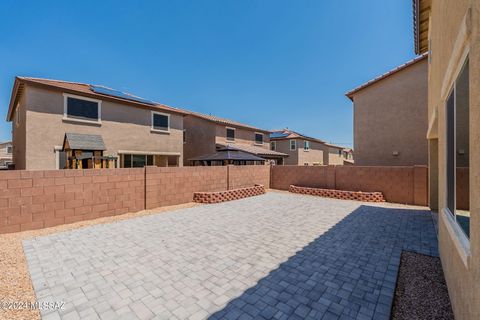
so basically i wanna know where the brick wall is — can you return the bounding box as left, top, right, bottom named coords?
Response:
left=0, top=168, right=144, bottom=234
left=228, top=165, right=270, bottom=190
left=271, top=165, right=428, bottom=206
left=145, top=166, right=227, bottom=209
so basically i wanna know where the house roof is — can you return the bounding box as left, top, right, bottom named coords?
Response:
left=345, top=53, right=428, bottom=101
left=413, top=0, right=431, bottom=55
left=187, top=111, right=271, bottom=133
left=63, top=133, right=106, bottom=151
left=217, top=143, right=288, bottom=158
left=189, top=146, right=266, bottom=162
left=6, top=77, right=188, bottom=121
left=269, top=129, right=326, bottom=144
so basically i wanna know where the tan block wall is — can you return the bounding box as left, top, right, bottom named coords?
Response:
left=271, top=165, right=428, bottom=206
left=351, top=58, right=428, bottom=166
left=228, top=165, right=270, bottom=189
left=145, top=166, right=227, bottom=209
left=23, top=85, right=184, bottom=170
left=0, top=168, right=144, bottom=234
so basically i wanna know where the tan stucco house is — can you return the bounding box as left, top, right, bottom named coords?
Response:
left=414, top=0, right=480, bottom=319
left=0, top=141, right=13, bottom=169
left=269, top=129, right=347, bottom=165
left=183, top=113, right=287, bottom=165
left=6, top=77, right=187, bottom=170
left=346, top=54, right=428, bottom=166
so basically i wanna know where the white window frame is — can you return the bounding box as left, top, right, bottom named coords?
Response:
left=270, top=141, right=276, bottom=151
left=304, top=140, right=310, bottom=151
left=151, top=111, right=171, bottom=133
left=290, top=140, right=296, bottom=151
left=226, top=127, right=235, bottom=142
left=254, top=132, right=264, bottom=145
left=63, top=93, right=102, bottom=124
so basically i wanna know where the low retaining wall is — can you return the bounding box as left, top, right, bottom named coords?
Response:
left=289, top=185, right=386, bottom=202
left=193, top=185, right=265, bottom=204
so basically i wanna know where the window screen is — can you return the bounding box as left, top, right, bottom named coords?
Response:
left=255, top=133, right=263, bottom=144
left=66, top=97, right=99, bottom=121
left=153, top=113, right=169, bottom=131
left=227, top=128, right=235, bottom=141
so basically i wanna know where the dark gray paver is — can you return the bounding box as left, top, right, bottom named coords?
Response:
left=23, top=192, right=437, bottom=320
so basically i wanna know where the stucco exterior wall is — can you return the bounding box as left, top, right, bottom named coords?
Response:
left=183, top=116, right=217, bottom=165
left=273, top=139, right=298, bottom=165
left=325, top=146, right=345, bottom=165
left=351, top=58, right=428, bottom=166
left=22, top=85, right=184, bottom=170
left=213, top=124, right=270, bottom=149
left=11, top=90, right=27, bottom=170
left=272, top=139, right=325, bottom=165
left=427, top=0, right=480, bottom=319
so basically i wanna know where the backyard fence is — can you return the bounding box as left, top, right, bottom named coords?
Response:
left=0, top=164, right=433, bottom=234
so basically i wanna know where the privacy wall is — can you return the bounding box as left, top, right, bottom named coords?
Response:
left=271, top=165, right=428, bottom=206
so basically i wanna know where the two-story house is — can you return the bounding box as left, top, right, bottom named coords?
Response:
left=269, top=129, right=347, bottom=165
left=6, top=77, right=186, bottom=170
left=0, top=141, right=13, bottom=169
left=183, top=112, right=287, bottom=165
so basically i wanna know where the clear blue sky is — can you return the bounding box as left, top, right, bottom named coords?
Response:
left=0, top=0, right=416, bottom=147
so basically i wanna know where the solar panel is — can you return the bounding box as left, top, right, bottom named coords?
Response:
left=269, top=132, right=289, bottom=138
left=90, top=85, right=157, bottom=105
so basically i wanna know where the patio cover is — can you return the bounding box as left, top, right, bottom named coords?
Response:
left=189, top=146, right=265, bottom=162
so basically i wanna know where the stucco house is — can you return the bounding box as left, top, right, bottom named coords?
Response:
left=413, top=0, right=480, bottom=319
left=269, top=129, right=347, bottom=165
left=183, top=112, right=288, bottom=166
left=0, top=141, right=13, bottom=169
left=345, top=54, right=428, bottom=166
left=6, top=77, right=187, bottom=170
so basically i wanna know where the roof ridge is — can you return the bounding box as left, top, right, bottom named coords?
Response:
left=18, top=76, right=89, bottom=86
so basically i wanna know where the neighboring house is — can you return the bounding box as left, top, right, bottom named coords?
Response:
left=345, top=54, right=428, bottom=166
left=413, top=0, right=479, bottom=319
left=6, top=77, right=186, bottom=170
left=183, top=112, right=287, bottom=165
left=0, top=141, right=13, bottom=168
left=269, top=129, right=347, bottom=165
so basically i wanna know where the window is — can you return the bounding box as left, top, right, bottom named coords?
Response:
left=304, top=140, right=310, bottom=151
left=122, top=154, right=154, bottom=168
left=446, top=58, right=470, bottom=238
left=6, top=146, right=12, bottom=154
left=226, top=127, right=235, bottom=141
left=151, top=112, right=170, bottom=132
left=183, top=129, right=186, bottom=144
left=255, top=133, right=263, bottom=145
left=290, top=140, right=296, bottom=151
left=338, top=149, right=342, bottom=156
left=64, top=94, right=101, bottom=123
left=270, top=141, right=276, bottom=151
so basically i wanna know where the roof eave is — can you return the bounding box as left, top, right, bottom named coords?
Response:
left=6, top=77, right=22, bottom=122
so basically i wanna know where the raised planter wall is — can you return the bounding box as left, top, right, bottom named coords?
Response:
left=289, top=185, right=386, bottom=202
left=193, top=185, right=265, bottom=204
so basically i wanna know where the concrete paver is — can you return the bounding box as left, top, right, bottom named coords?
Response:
left=23, top=192, right=437, bottom=319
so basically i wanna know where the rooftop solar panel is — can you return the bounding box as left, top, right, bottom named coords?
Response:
left=90, top=85, right=157, bottom=105
left=269, top=132, right=289, bottom=138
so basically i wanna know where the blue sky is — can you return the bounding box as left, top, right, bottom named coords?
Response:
left=0, top=0, right=416, bottom=146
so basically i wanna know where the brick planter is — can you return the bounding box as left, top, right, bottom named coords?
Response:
left=193, top=185, right=265, bottom=204
left=289, top=185, right=386, bottom=202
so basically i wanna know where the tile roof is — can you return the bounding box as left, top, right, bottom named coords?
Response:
left=269, top=129, right=326, bottom=144
left=217, top=143, right=288, bottom=157
left=188, top=111, right=271, bottom=133
left=345, top=53, right=428, bottom=100
left=7, top=77, right=187, bottom=121
left=64, top=133, right=106, bottom=151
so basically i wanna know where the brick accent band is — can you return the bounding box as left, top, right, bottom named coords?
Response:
left=289, top=185, right=386, bottom=202
left=193, top=185, right=265, bottom=204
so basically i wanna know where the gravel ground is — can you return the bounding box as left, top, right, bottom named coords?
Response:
left=391, top=251, right=454, bottom=320
left=0, top=202, right=198, bottom=320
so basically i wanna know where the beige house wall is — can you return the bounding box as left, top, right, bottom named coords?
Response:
left=351, top=58, right=428, bottom=166
left=11, top=90, right=27, bottom=170
left=273, top=139, right=325, bottom=165
left=21, top=85, right=184, bottom=170
left=183, top=115, right=271, bottom=165
left=325, top=146, right=345, bottom=165
left=427, top=1, right=480, bottom=319
left=272, top=139, right=298, bottom=165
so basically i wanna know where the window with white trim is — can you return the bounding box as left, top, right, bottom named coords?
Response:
left=122, top=154, right=154, bottom=168
left=64, top=94, right=101, bottom=122
left=446, top=57, right=470, bottom=238
left=304, top=140, right=310, bottom=151
left=255, top=133, right=263, bottom=145
left=151, top=112, right=170, bottom=132
left=226, top=128, right=235, bottom=141
left=290, top=140, right=296, bottom=151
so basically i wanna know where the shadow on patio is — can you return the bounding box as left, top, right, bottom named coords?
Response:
left=208, top=204, right=438, bottom=320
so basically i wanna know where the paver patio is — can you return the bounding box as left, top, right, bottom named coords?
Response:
left=23, top=192, right=438, bottom=320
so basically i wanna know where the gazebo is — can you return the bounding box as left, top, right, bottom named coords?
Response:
left=189, top=146, right=266, bottom=166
